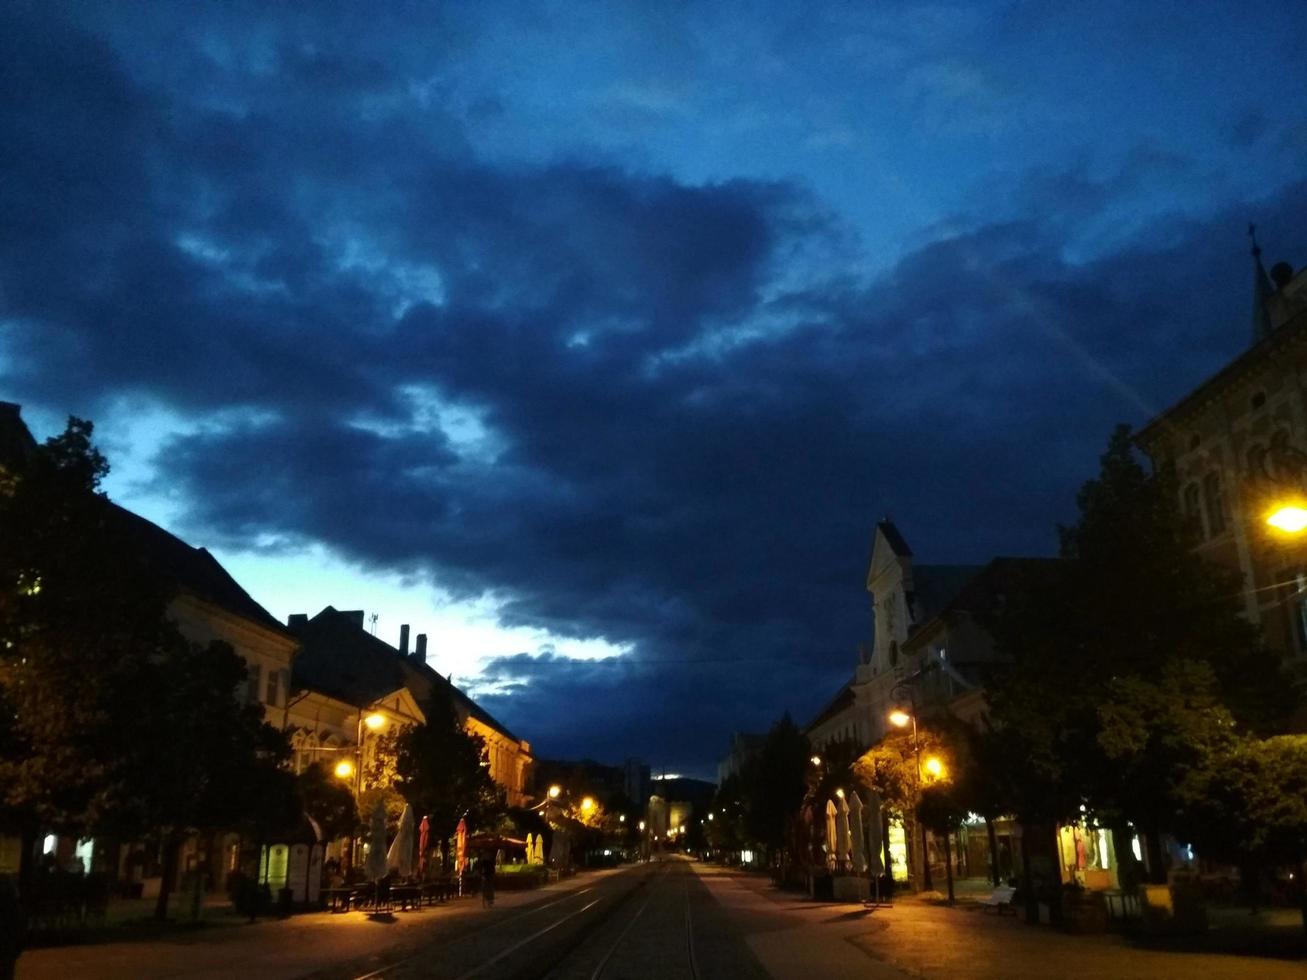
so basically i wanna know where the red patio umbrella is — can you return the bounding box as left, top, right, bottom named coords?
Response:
left=455, top=817, right=468, bottom=876
left=418, top=815, right=431, bottom=875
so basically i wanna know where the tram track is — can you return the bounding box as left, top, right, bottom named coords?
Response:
left=345, top=862, right=658, bottom=980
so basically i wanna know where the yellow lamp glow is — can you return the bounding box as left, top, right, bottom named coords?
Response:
left=619, top=814, right=626, bottom=822
left=638, top=820, right=646, bottom=831
left=888, top=709, right=912, bottom=728
left=1267, top=505, right=1307, bottom=533
left=924, top=756, right=944, bottom=778
left=835, top=787, right=845, bottom=799
left=334, top=759, right=355, bottom=779
left=580, top=797, right=596, bottom=813
left=810, top=755, right=822, bottom=766
left=548, top=784, right=562, bottom=799
left=364, top=712, right=386, bottom=731
left=707, top=813, right=714, bottom=820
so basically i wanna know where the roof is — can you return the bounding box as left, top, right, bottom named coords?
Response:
left=907, top=563, right=985, bottom=626
left=1137, top=304, right=1307, bottom=449
left=875, top=520, right=913, bottom=558
left=1, top=402, right=288, bottom=637
left=111, top=505, right=291, bottom=636
left=804, top=682, right=855, bottom=733
left=291, top=607, right=525, bottom=745
left=924, top=557, right=1061, bottom=625
left=0, top=402, right=38, bottom=471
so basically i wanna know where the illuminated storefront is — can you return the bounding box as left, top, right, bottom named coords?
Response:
left=887, top=816, right=909, bottom=882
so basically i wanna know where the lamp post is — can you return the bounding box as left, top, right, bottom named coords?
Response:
left=888, top=689, right=933, bottom=892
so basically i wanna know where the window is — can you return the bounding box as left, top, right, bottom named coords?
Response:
left=1183, top=483, right=1203, bottom=538
left=1203, top=472, right=1226, bottom=536
left=247, top=664, right=262, bottom=703
left=265, top=667, right=279, bottom=707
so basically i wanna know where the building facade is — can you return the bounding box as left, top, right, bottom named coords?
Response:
left=289, top=607, right=535, bottom=806
left=1137, top=246, right=1307, bottom=692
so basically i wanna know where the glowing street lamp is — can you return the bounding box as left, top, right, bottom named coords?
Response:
left=810, top=755, right=822, bottom=766
left=924, top=756, right=944, bottom=779
left=334, top=759, right=355, bottom=780
left=1267, top=503, right=1307, bottom=534
left=580, top=797, right=596, bottom=814
left=887, top=692, right=933, bottom=891
left=364, top=712, right=387, bottom=731
left=548, top=784, right=562, bottom=800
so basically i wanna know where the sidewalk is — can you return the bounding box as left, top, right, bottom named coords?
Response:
left=16, top=870, right=618, bottom=980
left=693, top=864, right=1307, bottom=980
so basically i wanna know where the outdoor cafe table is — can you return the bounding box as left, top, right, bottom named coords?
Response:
left=392, top=884, right=423, bottom=911
left=323, top=887, right=357, bottom=913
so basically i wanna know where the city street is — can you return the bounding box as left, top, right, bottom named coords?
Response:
left=16, top=859, right=1306, bottom=979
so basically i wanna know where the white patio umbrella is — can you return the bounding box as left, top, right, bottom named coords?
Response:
left=865, top=790, right=884, bottom=875
left=365, top=801, right=389, bottom=882
left=387, top=803, right=416, bottom=877
left=848, top=792, right=867, bottom=873
left=836, top=795, right=851, bottom=870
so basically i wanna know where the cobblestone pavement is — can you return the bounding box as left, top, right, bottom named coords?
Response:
left=697, top=865, right=1306, bottom=980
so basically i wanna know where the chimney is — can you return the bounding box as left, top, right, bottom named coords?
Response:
left=399, top=624, right=410, bottom=657
left=288, top=613, right=308, bottom=630
left=415, top=633, right=428, bottom=663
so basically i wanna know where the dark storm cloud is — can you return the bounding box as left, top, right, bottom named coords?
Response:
left=4, top=3, right=1306, bottom=770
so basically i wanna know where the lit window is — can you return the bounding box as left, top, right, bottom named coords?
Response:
left=1203, top=472, right=1226, bottom=536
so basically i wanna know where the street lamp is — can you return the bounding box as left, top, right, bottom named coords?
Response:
left=334, top=759, right=355, bottom=780
left=548, top=784, right=562, bottom=800
left=888, top=692, right=933, bottom=891
left=1267, top=502, right=1307, bottom=533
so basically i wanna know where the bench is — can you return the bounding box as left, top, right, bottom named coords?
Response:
left=981, top=885, right=1017, bottom=914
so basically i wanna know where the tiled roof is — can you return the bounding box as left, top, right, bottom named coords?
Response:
left=111, top=506, right=290, bottom=637
left=1, top=401, right=288, bottom=637
left=291, top=607, right=524, bottom=744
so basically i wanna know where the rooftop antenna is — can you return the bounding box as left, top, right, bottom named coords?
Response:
left=368, top=612, right=379, bottom=636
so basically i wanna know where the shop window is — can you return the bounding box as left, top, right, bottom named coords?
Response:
left=1203, top=472, right=1226, bottom=536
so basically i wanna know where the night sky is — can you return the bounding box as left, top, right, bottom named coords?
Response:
left=3, top=1, right=1306, bottom=778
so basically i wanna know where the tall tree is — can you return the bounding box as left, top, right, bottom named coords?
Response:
left=381, top=688, right=504, bottom=844
left=986, top=425, right=1295, bottom=890
left=737, top=713, right=810, bottom=861
left=0, top=418, right=295, bottom=917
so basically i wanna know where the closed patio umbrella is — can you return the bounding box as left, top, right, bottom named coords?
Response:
left=455, top=817, right=468, bottom=875
left=418, top=816, right=431, bottom=875
left=824, top=800, right=837, bottom=869
left=387, top=803, right=416, bottom=877
left=836, top=795, right=851, bottom=870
